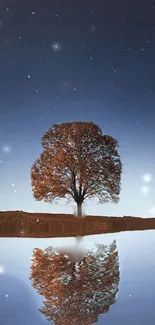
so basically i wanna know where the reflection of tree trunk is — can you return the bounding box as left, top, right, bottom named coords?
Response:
left=72, top=261, right=84, bottom=280
left=77, top=202, right=82, bottom=216
left=72, top=263, right=76, bottom=279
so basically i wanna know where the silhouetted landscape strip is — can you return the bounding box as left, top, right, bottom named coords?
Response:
left=0, top=211, right=155, bottom=238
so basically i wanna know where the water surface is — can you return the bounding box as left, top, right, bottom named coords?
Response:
left=0, top=230, right=155, bottom=324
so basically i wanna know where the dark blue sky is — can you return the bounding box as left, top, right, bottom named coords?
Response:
left=0, top=0, right=155, bottom=216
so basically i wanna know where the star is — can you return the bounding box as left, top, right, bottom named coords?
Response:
left=51, top=42, right=61, bottom=51
left=141, top=186, right=149, bottom=194
left=2, top=145, right=11, bottom=153
left=91, top=25, right=96, bottom=32
left=0, top=266, right=4, bottom=274
left=27, top=75, right=31, bottom=79
left=142, top=173, right=152, bottom=183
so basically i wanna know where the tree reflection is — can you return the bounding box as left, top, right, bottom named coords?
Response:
left=30, top=240, right=119, bottom=325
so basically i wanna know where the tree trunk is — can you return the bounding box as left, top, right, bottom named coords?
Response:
left=77, top=202, right=82, bottom=216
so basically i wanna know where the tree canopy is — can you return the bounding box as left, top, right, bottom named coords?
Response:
left=31, top=121, right=122, bottom=215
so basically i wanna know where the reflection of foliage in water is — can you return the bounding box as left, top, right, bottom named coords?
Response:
left=30, top=240, right=119, bottom=325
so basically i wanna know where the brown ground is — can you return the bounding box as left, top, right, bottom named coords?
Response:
left=0, top=210, right=154, bottom=238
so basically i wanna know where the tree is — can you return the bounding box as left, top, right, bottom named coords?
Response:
left=30, top=122, right=122, bottom=216
left=30, top=240, right=120, bottom=325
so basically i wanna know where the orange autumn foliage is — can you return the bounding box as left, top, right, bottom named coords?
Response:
left=30, top=240, right=119, bottom=325
left=30, top=122, right=122, bottom=215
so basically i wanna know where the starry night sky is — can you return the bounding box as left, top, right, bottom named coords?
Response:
left=0, top=0, right=155, bottom=217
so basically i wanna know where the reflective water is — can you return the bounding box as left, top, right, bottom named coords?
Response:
left=0, top=230, right=155, bottom=324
